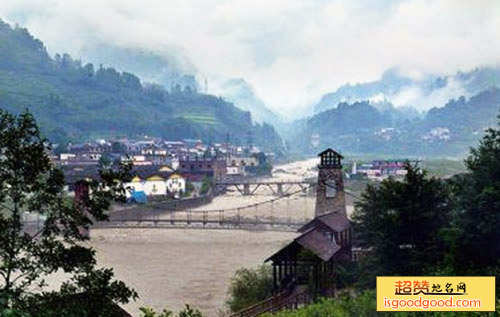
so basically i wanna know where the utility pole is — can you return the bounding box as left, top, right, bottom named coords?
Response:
left=225, top=132, right=231, bottom=158
left=246, top=131, right=253, bottom=154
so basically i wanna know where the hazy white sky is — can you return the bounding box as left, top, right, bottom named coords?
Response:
left=1, top=0, right=499, bottom=116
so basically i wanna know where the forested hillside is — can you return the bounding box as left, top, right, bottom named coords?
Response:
left=0, top=20, right=284, bottom=152
left=290, top=87, right=500, bottom=157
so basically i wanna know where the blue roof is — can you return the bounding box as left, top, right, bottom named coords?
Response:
left=128, top=190, right=148, bottom=204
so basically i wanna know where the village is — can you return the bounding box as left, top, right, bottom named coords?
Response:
left=20, top=133, right=430, bottom=316
left=54, top=143, right=419, bottom=316
left=52, top=135, right=416, bottom=205
left=52, top=136, right=277, bottom=201
left=1, top=2, right=498, bottom=316
left=84, top=149, right=358, bottom=316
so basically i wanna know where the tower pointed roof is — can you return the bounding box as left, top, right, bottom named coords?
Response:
left=318, top=148, right=343, bottom=158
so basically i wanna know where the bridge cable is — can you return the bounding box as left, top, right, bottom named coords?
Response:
left=186, top=184, right=314, bottom=213
left=320, top=180, right=363, bottom=201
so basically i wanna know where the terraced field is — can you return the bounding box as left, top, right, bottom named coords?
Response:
left=178, top=113, right=218, bottom=125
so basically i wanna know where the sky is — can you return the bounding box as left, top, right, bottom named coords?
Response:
left=1, top=0, right=499, bottom=117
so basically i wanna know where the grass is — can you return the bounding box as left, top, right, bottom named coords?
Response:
left=421, top=159, right=467, bottom=178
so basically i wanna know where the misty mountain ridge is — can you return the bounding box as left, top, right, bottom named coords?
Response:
left=80, top=43, right=199, bottom=92
left=77, top=42, right=283, bottom=128
left=292, top=86, right=500, bottom=157
left=314, top=66, right=500, bottom=114
left=214, top=78, right=281, bottom=124
left=0, top=19, right=284, bottom=152
left=1, top=18, right=498, bottom=158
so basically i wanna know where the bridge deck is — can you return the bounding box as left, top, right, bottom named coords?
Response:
left=216, top=181, right=316, bottom=185
left=93, top=218, right=305, bottom=231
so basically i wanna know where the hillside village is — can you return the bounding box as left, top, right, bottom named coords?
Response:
left=54, top=136, right=275, bottom=200
left=1, top=3, right=499, bottom=316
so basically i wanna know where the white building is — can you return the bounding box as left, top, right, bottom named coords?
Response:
left=60, top=153, right=76, bottom=161
left=126, top=173, right=186, bottom=198
left=227, top=165, right=244, bottom=176
left=166, top=173, right=186, bottom=198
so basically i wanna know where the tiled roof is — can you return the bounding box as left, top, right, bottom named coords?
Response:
left=266, top=227, right=341, bottom=262
left=296, top=228, right=341, bottom=261
left=318, top=148, right=344, bottom=158
left=298, top=212, right=351, bottom=233
left=62, top=165, right=180, bottom=184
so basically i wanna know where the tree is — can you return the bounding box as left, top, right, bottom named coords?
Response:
left=226, top=265, right=273, bottom=313
left=111, top=141, right=127, bottom=154
left=454, top=115, right=500, bottom=272
left=98, top=153, right=112, bottom=169
left=199, top=177, right=212, bottom=196
left=183, top=181, right=195, bottom=198
left=139, top=304, right=203, bottom=317
left=251, top=152, right=272, bottom=176
left=352, top=164, right=451, bottom=283
left=0, top=110, right=136, bottom=316
left=53, top=142, right=69, bottom=156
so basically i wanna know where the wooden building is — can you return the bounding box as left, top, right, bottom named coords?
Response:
left=265, top=148, right=352, bottom=298
left=179, top=156, right=227, bottom=181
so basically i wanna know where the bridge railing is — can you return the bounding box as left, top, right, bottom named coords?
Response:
left=229, top=289, right=311, bottom=317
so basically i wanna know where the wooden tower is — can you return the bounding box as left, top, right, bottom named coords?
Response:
left=315, top=148, right=346, bottom=217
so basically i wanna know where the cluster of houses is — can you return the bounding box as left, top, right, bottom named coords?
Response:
left=54, top=137, right=274, bottom=201
left=350, top=159, right=420, bottom=181
left=373, top=126, right=453, bottom=143
left=62, top=164, right=187, bottom=200
left=421, top=127, right=451, bottom=141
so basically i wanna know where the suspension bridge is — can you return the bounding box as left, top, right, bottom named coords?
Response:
left=23, top=179, right=360, bottom=233
left=93, top=184, right=317, bottom=231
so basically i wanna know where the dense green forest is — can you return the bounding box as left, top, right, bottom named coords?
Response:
left=0, top=20, right=284, bottom=152
left=258, top=115, right=500, bottom=316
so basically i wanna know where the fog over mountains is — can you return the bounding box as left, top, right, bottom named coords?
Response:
left=78, top=44, right=281, bottom=126
left=284, top=66, right=500, bottom=157
left=80, top=43, right=199, bottom=94
left=290, top=87, right=500, bottom=157
left=1, top=15, right=500, bottom=158
left=314, top=66, right=500, bottom=113
left=74, top=39, right=500, bottom=134
left=212, top=78, right=281, bottom=124
left=0, top=20, right=285, bottom=153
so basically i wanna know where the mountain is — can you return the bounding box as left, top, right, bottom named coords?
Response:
left=0, top=20, right=284, bottom=153
left=422, top=87, right=500, bottom=137
left=314, top=66, right=500, bottom=114
left=314, top=68, right=412, bottom=113
left=79, top=43, right=199, bottom=91
left=213, top=78, right=281, bottom=124
left=291, top=87, right=500, bottom=157
left=79, top=44, right=283, bottom=129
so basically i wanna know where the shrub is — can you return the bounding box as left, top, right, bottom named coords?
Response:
left=139, top=304, right=203, bottom=317
left=226, top=265, right=273, bottom=313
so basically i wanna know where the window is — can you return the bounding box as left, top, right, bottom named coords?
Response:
left=326, top=180, right=336, bottom=198
left=327, top=231, right=334, bottom=241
